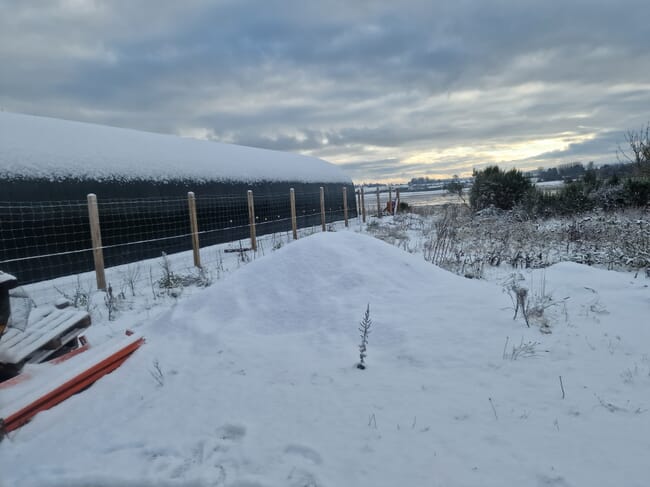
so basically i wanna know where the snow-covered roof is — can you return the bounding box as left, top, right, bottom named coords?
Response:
left=0, top=112, right=351, bottom=184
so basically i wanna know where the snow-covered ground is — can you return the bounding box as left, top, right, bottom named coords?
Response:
left=1, top=227, right=649, bottom=486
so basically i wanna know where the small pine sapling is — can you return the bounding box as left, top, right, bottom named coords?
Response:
left=357, top=304, right=372, bottom=369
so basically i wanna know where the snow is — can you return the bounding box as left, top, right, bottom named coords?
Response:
left=1, top=230, right=649, bottom=486
left=0, top=271, right=17, bottom=287
left=0, top=112, right=351, bottom=184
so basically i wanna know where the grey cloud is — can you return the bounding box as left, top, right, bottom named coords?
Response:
left=1, top=0, right=649, bottom=181
left=524, top=131, right=623, bottom=164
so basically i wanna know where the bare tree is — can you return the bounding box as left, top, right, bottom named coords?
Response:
left=618, top=123, right=650, bottom=175
left=444, top=175, right=468, bottom=205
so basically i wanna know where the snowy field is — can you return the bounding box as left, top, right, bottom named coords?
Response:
left=1, top=223, right=649, bottom=487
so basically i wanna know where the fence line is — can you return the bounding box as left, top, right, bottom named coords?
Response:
left=356, top=186, right=406, bottom=218
left=0, top=187, right=358, bottom=287
left=1, top=185, right=411, bottom=289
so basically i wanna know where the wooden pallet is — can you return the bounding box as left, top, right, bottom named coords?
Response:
left=0, top=304, right=91, bottom=366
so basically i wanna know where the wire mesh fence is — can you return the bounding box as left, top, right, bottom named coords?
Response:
left=98, top=197, right=192, bottom=271
left=0, top=187, right=358, bottom=287
left=0, top=200, right=94, bottom=285
left=356, top=187, right=404, bottom=220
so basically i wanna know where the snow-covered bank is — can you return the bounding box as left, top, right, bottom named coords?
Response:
left=1, top=231, right=649, bottom=486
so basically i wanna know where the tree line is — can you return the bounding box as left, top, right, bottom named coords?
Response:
left=468, top=124, right=650, bottom=216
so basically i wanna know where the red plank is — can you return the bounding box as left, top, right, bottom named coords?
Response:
left=1, top=337, right=144, bottom=435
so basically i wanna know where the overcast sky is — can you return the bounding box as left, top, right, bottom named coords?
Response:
left=1, top=0, right=649, bottom=182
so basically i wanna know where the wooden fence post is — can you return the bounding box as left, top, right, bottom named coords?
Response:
left=356, top=189, right=361, bottom=220
left=247, top=190, right=257, bottom=251
left=320, top=186, right=326, bottom=232
left=361, top=186, right=366, bottom=223
left=188, top=192, right=201, bottom=268
left=376, top=186, right=381, bottom=216
left=86, top=193, right=106, bottom=291
left=396, top=188, right=401, bottom=214
left=343, top=186, right=349, bottom=227
left=290, top=188, right=298, bottom=240
left=388, top=186, right=392, bottom=213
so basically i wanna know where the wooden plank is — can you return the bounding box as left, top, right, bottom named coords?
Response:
left=1, top=336, right=145, bottom=434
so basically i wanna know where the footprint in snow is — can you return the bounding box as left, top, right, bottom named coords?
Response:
left=217, top=423, right=247, bottom=441
left=310, top=373, right=334, bottom=386
left=287, top=467, right=321, bottom=487
left=537, top=474, right=572, bottom=487
left=102, top=440, right=146, bottom=454
left=141, top=439, right=229, bottom=484
left=396, top=353, right=425, bottom=367
left=228, top=481, right=266, bottom=487
left=284, top=444, right=323, bottom=465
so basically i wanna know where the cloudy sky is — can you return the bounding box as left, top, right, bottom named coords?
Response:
left=1, top=0, right=649, bottom=182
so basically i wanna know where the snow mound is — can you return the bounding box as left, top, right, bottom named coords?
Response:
left=166, top=231, right=490, bottom=342
left=0, top=111, right=351, bottom=184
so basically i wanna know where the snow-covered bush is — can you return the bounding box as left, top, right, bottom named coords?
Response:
left=157, top=252, right=212, bottom=297
left=469, top=166, right=533, bottom=211
left=54, top=276, right=94, bottom=312
left=369, top=205, right=649, bottom=277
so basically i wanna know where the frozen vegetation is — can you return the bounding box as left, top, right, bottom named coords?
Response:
left=367, top=205, right=650, bottom=278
